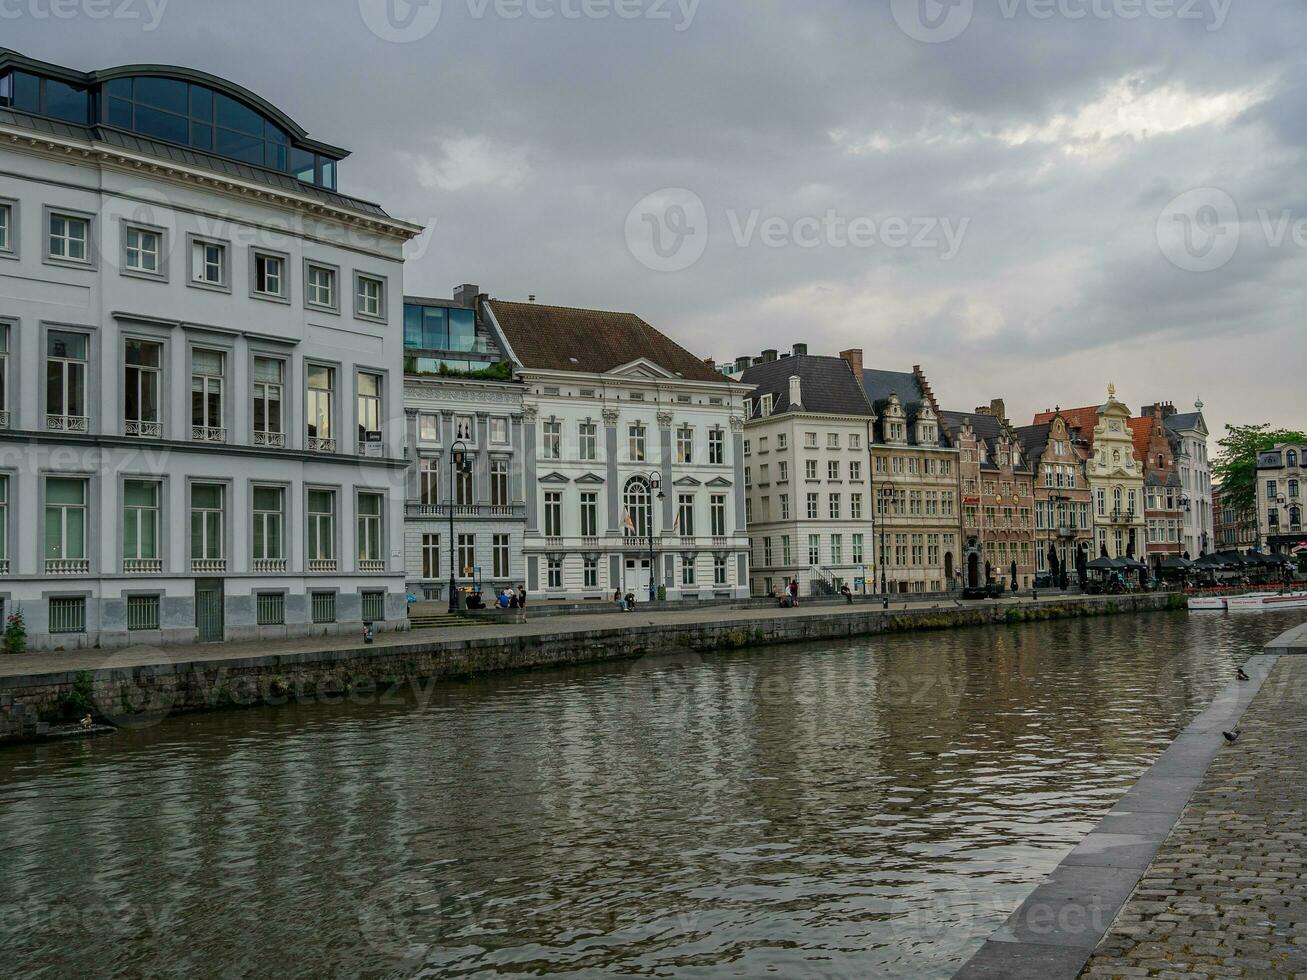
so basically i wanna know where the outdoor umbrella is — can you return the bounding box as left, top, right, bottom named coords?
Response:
left=1159, top=556, right=1192, bottom=570
left=1086, top=557, right=1116, bottom=571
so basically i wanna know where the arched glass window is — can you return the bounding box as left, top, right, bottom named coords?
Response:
left=624, top=477, right=652, bottom=539
left=1113, top=487, right=1123, bottom=512
left=1289, top=450, right=1299, bottom=467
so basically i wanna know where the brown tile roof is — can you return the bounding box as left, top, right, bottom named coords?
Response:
left=1033, top=405, right=1102, bottom=448
left=487, top=300, right=726, bottom=383
left=1127, top=417, right=1153, bottom=464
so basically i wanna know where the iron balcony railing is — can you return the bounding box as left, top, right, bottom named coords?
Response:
left=124, top=420, right=161, bottom=438
left=47, top=414, right=89, bottom=433
left=253, top=431, right=285, bottom=449
left=192, top=425, right=226, bottom=444
left=405, top=503, right=526, bottom=519
left=307, top=436, right=337, bottom=453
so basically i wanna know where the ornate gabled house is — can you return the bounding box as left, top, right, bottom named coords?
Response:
left=1256, top=442, right=1306, bottom=555
left=841, top=351, right=960, bottom=594
left=1038, top=386, right=1146, bottom=560
left=942, top=400, right=1036, bottom=590
left=481, top=298, right=753, bottom=601
left=1130, top=406, right=1184, bottom=562
left=738, top=346, right=876, bottom=597
left=1015, top=413, right=1093, bottom=585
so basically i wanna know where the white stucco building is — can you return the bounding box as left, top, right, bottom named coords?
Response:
left=479, top=298, right=753, bottom=601
left=738, top=347, right=876, bottom=597
left=0, top=49, right=421, bottom=648
left=1156, top=401, right=1214, bottom=557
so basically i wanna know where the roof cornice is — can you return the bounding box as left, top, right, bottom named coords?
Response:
left=0, top=122, right=422, bottom=240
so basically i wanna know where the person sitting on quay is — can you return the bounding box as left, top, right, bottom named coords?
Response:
left=839, top=584, right=854, bottom=605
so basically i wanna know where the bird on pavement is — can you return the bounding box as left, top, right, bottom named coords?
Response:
left=1223, top=729, right=1241, bottom=743
left=1237, top=667, right=1250, bottom=682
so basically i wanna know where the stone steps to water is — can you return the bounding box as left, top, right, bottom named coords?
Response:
left=408, top=614, right=476, bottom=629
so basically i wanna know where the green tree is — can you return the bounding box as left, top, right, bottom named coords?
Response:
left=1213, top=424, right=1307, bottom=519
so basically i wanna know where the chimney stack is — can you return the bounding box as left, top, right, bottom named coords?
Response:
left=789, top=374, right=803, bottom=410
left=839, top=348, right=864, bottom=385
left=793, top=343, right=808, bottom=357
left=762, top=349, right=778, bottom=363
left=734, top=355, right=751, bottom=373
left=453, top=284, right=480, bottom=308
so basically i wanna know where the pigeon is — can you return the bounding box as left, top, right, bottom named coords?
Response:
left=1223, top=729, right=1241, bottom=743
left=1237, top=667, right=1250, bottom=682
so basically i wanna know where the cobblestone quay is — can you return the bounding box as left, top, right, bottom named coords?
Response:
left=1078, top=654, right=1307, bottom=979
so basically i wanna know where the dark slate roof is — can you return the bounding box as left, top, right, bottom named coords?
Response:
left=486, top=300, right=726, bottom=383
left=1163, top=412, right=1204, bottom=433
left=739, top=356, right=874, bottom=419
left=941, top=411, right=1032, bottom=472
left=0, top=107, right=391, bottom=219
left=859, top=367, right=951, bottom=447
left=1015, top=423, right=1051, bottom=459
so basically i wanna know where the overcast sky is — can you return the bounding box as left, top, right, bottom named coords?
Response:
left=9, top=0, right=1304, bottom=441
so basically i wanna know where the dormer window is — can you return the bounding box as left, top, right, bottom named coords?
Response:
left=760, top=394, right=774, bottom=417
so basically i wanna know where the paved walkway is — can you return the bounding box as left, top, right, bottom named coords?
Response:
left=1079, top=655, right=1307, bottom=978
left=0, top=591, right=1089, bottom=679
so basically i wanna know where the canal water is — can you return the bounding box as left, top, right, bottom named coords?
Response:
left=0, top=610, right=1299, bottom=978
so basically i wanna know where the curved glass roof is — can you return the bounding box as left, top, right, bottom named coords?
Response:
left=0, top=50, right=344, bottom=191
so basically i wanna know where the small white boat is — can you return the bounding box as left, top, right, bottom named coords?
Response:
left=1225, top=591, right=1307, bottom=611
left=1187, top=595, right=1231, bottom=611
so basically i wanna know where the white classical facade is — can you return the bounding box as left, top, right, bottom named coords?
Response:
left=0, top=51, right=421, bottom=648
left=482, top=299, right=752, bottom=602
left=1161, top=402, right=1214, bottom=556
left=738, top=349, right=877, bottom=597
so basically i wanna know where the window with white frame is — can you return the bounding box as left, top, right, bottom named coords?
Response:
left=253, top=357, right=284, bottom=444
left=124, top=339, right=161, bottom=435
left=491, top=459, right=509, bottom=507
left=191, top=239, right=226, bottom=286
left=252, top=486, right=284, bottom=563
left=357, top=373, right=382, bottom=447
left=544, top=491, right=563, bottom=537
left=355, top=274, right=385, bottom=319
left=714, top=556, right=727, bottom=585
left=490, top=417, right=508, bottom=444
left=676, top=426, right=693, bottom=463
left=0, top=202, right=11, bottom=253
left=583, top=557, right=598, bottom=588
left=458, top=534, right=475, bottom=576
left=253, top=252, right=285, bottom=298
left=808, top=534, right=821, bottom=565
left=48, top=212, right=89, bottom=263
left=190, top=348, right=225, bottom=440
left=418, top=413, right=439, bottom=443
left=357, top=493, right=384, bottom=564
left=190, top=484, right=224, bottom=562
left=455, top=456, right=474, bottom=506
left=421, top=533, right=440, bottom=579
left=543, top=420, right=561, bottom=459
left=45, top=478, right=87, bottom=566
left=420, top=458, right=440, bottom=506
left=677, top=494, right=695, bottom=536
left=0, top=474, right=7, bottom=569
left=306, top=263, right=336, bottom=308
left=711, top=494, right=727, bottom=536
left=580, top=491, right=598, bottom=537
left=547, top=557, right=563, bottom=589
left=122, top=480, right=160, bottom=564
left=46, top=331, right=88, bottom=427
left=307, top=490, right=336, bottom=564
left=708, top=429, right=724, bottom=465
left=124, top=226, right=161, bottom=275
left=307, top=365, right=335, bottom=450
left=493, top=534, right=511, bottom=578
left=629, top=423, right=646, bottom=462
left=579, top=421, right=597, bottom=460
left=682, top=556, right=696, bottom=586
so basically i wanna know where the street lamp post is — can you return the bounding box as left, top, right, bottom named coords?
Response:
left=448, top=440, right=470, bottom=614
left=647, top=471, right=664, bottom=602
left=879, top=485, right=897, bottom=599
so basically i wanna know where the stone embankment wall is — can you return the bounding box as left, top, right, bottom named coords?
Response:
left=2, top=593, right=1184, bottom=732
